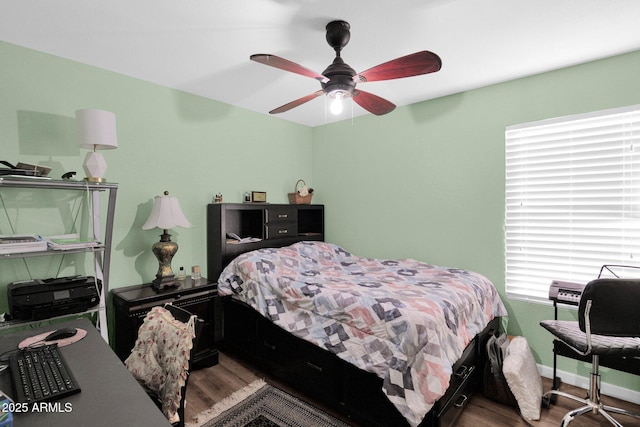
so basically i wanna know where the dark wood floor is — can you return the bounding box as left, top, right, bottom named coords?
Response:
left=186, top=352, right=640, bottom=427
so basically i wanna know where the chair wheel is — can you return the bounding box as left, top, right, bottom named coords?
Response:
left=542, top=395, right=555, bottom=408
left=542, top=396, right=550, bottom=408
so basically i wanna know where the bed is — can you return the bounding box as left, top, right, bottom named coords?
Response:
left=216, top=240, right=507, bottom=427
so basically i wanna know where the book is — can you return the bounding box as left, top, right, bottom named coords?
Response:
left=45, top=234, right=101, bottom=250
left=0, top=235, right=39, bottom=244
left=0, top=235, right=47, bottom=254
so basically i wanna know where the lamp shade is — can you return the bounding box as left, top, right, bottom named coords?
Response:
left=76, top=109, right=118, bottom=150
left=142, top=191, right=192, bottom=231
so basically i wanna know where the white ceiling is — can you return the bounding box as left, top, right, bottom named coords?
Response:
left=2, top=0, right=640, bottom=127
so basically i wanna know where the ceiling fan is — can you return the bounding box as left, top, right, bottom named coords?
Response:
left=250, top=20, right=442, bottom=116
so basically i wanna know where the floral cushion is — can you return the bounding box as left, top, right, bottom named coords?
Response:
left=125, top=306, right=195, bottom=424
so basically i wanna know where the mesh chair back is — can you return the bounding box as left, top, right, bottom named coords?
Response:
left=165, top=303, right=195, bottom=323
left=578, top=278, right=640, bottom=337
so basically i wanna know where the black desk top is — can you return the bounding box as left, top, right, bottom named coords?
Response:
left=112, top=276, right=216, bottom=305
left=0, top=318, right=171, bottom=427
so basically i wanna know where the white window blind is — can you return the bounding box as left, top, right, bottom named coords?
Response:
left=505, top=105, right=640, bottom=303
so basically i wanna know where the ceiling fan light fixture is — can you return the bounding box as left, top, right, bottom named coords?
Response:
left=328, top=89, right=350, bottom=115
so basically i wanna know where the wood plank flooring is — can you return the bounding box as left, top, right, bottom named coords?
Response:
left=186, top=352, right=640, bottom=427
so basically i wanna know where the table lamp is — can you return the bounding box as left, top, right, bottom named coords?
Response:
left=76, top=109, right=118, bottom=182
left=142, top=191, right=192, bottom=290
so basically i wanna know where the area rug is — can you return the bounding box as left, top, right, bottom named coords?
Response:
left=187, top=379, right=352, bottom=427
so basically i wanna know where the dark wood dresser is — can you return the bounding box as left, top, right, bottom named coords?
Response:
left=111, top=277, right=219, bottom=369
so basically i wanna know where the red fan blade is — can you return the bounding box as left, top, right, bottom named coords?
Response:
left=269, top=90, right=325, bottom=114
left=251, top=54, right=329, bottom=83
left=352, top=90, right=396, bottom=115
left=355, top=51, right=442, bottom=83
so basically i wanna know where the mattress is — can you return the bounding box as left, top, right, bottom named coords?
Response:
left=218, top=241, right=507, bottom=426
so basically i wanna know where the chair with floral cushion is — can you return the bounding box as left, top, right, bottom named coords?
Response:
left=125, top=303, right=203, bottom=427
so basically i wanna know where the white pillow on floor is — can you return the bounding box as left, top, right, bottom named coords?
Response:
left=502, top=336, right=543, bottom=420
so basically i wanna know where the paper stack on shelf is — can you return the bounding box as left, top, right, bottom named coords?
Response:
left=45, top=234, right=101, bottom=250
left=0, top=235, right=47, bottom=254
left=226, top=237, right=262, bottom=244
left=226, top=232, right=262, bottom=244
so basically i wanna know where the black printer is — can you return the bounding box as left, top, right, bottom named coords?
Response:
left=8, top=276, right=101, bottom=321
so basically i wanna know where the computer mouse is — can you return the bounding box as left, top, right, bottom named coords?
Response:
left=45, top=327, right=78, bottom=341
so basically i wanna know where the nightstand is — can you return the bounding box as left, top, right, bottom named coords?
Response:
left=112, top=277, right=219, bottom=369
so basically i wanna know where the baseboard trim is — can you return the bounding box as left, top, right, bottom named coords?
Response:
left=538, top=364, right=640, bottom=405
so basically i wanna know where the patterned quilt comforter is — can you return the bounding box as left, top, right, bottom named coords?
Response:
left=218, top=241, right=507, bottom=426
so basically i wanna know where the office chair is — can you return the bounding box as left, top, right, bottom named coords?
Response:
left=540, top=278, right=640, bottom=426
left=125, top=304, right=203, bottom=427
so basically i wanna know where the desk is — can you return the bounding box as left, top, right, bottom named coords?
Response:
left=0, top=318, right=170, bottom=427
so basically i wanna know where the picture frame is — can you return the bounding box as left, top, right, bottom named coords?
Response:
left=251, top=191, right=267, bottom=203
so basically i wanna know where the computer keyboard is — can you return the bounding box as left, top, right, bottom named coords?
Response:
left=9, top=344, right=81, bottom=403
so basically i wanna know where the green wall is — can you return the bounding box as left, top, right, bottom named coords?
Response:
left=313, top=49, right=640, bottom=394
left=0, top=40, right=313, bottom=299
left=2, top=38, right=640, bottom=395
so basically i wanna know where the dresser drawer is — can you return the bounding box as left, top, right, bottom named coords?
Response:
left=289, top=340, right=343, bottom=400
left=445, top=339, right=476, bottom=402
left=265, top=223, right=296, bottom=239
left=265, top=206, right=297, bottom=223
left=257, top=317, right=307, bottom=379
left=342, top=364, right=409, bottom=427
left=438, top=365, right=477, bottom=427
left=437, top=339, right=478, bottom=427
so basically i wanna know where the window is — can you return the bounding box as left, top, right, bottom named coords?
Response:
left=505, top=105, right=640, bottom=303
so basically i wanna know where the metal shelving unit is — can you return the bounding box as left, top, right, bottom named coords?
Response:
left=0, top=177, right=117, bottom=341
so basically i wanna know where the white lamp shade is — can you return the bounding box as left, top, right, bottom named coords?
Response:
left=142, top=193, right=192, bottom=230
left=76, top=109, right=118, bottom=150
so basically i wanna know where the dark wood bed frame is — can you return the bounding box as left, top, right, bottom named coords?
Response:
left=207, top=203, right=500, bottom=427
